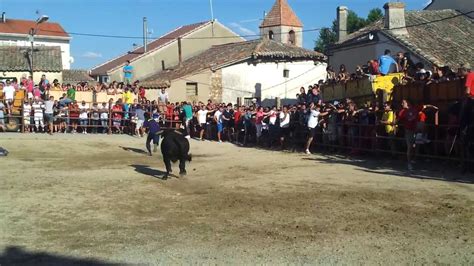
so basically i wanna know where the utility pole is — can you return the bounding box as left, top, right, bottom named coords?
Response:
left=143, top=17, right=148, bottom=53
left=209, top=0, right=215, bottom=37
left=28, top=15, right=49, bottom=81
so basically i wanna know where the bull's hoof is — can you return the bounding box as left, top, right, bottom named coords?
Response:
left=162, top=175, right=169, bottom=180
left=179, top=171, right=187, bottom=177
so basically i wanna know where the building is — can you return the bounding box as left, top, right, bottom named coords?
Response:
left=424, top=0, right=474, bottom=18
left=0, top=13, right=72, bottom=70
left=260, top=0, right=303, bottom=47
left=62, top=69, right=95, bottom=85
left=141, top=39, right=326, bottom=105
left=327, top=2, right=474, bottom=72
left=0, top=46, right=63, bottom=82
left=90, top=20, right=244, bottom=83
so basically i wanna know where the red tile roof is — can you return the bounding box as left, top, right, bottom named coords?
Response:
left=260, top=0, right=303, bottom=28
left=90, top=21, right=210, bottom=76
left=0, top=19, right=69, bottom=38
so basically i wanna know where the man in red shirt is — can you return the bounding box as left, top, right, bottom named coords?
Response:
left=459, top=64, right=473, bottom=172
left=398, top=99, right=418, bottom=171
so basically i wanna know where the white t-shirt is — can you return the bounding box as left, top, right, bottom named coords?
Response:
left=279, top=112, right=290, bottom=128
left=3, top=85, right=15, bottom=100
left=79, top=104, right=89, bottom=119
left=159, top=91, right=169, bottom=103
left=197, top=109, right=208, bottom=124
left=269, top=110, right=277, bottom=125
left=214, top=110, right=223, bottom=124
left=307, top=110, right=321, bottom=129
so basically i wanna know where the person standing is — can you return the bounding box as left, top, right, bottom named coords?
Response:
left=380, top=102, right=397, bottom=156
left=2, top=80, right=15, bottom=115
left=214, top=106, right=223, bottom=142
left=123, top=60, right=134, bottom=84
left=398, top=99, right=418, bottom=171
left=134, top=104, right=146, bottom=137
left=43, top=96, right=55, bottom=135
left=279, top=105, right=291, bottom=149
left=222, top=104, right=234, bottom=142
left=99, top=102, right=109, bottom=134
left=158, top=88, right=169, bottom=104
left=305, top=103, right=328, bottom=154
left=196, top=105, right=209, bottom=141
left=23, top=99, right=32, bottom=133
left=144, top=113, right=161, bottom=156
left=32, top=98, right=44, bottom=133
left=378, top=49, right=399, bottom=76
left=182, top=101, right=193, bottom=138
left=91, top=102, right=101, bottom=134
left=79, top=101, right=89, bottom=134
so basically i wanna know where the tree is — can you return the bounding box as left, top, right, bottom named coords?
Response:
left=314, top=8, right=384, bottom=53
left=367, top=8, right=384, bottom=23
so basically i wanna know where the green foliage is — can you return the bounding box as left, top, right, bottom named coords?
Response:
left=314, top=8, right=384, bottom=53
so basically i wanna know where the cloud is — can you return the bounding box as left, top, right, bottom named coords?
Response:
left=81, top=51, right=103, bottom=59
left=229, top=22, right=257, bottom=36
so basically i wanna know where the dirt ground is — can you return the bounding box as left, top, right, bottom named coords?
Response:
left=0, top=133, right=473, bottom=265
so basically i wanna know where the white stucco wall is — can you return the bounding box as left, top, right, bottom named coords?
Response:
left=0, top=36, right=71, bottom=69
left=221, top=60, right=327, bottom=106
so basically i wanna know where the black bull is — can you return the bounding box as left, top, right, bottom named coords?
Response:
left=157, top=129, right=192, bottom=179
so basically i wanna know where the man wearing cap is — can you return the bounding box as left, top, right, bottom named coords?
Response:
left=144, top=113, right=161, bottom=156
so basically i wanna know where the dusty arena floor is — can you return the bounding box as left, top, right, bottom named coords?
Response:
left=0, top=133, right=473, bottom=264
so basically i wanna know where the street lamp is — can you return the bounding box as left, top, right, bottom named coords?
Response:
left=28, top=15, right=49, bottom=79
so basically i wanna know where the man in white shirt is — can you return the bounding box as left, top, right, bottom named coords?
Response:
left=158, top=88, right=169, bottom=104
left=79, top=101, right=89, bottom=134
left=44, top=96, right=55, bottom=135
left=214, top=106, right=223, bottom=142
left=279, top=106, right=290, bottom=149
left=196, top=105, right=209, bottom=141
left=305, top=103, right=328, bottom=155
left=2, top=80, right=16, bottom=115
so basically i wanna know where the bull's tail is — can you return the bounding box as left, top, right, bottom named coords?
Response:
left=187, top=154, right=192, bottom=162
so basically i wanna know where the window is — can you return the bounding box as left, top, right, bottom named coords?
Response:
left=288, top=30, right=296, bottom=45
left=186, top=82, right=198, bottom=96
left=269, top=30, right=274, bottom=40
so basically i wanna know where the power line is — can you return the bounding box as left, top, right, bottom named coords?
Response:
left=37, top=10, right=472, bottom=41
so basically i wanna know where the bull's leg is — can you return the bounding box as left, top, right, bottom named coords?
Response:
left=163, top=156, right=172, bottom=179
left=179, top=156, right=187, bottom=176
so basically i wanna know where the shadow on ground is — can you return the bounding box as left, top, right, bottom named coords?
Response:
left=130, top=164, right=168, bottom=180
left=0, top=246, right=126, bottom=266
left=120, top=146, right=148, bottom=155
left=303, top=155, right=474, bottom=184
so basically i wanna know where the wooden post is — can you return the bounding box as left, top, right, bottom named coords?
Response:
left=275, top=97, right=281, bottom=109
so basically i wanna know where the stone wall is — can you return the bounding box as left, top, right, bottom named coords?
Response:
left=210, top=69, right=222, bottom=103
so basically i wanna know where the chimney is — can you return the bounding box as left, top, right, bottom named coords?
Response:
left=177, top=37, right=182, bottom=66
left=1, top=12, right=6, bottom=23
left=337, top=6, right=348, bottom=42
left=383, top=2, right=408, bottom=35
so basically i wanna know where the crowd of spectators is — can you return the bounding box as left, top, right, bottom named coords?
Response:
left=325, top=49, right=461, bottom=85
left=1, top=50, right=473, bottom=171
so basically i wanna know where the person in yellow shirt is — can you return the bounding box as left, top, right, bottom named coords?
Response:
left=122, top=87, right=133, bottom=121
left=380, top=102, right=397, bottom=156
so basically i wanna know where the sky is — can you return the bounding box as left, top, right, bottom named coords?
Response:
left=1, top=0, right=430, bottom=69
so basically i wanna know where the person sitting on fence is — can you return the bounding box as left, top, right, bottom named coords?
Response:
left=378, top=49, right=399, bottom=76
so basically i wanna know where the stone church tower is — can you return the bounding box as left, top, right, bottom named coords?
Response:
left=259, top=0, right=303, bottom=47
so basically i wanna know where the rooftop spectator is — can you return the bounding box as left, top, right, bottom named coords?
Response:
left=378, top=49, right=399, bottom=75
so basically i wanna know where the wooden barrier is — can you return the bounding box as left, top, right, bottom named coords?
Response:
left=48, top=90, right=137, bottom=103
